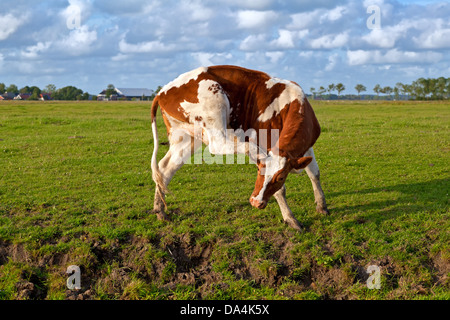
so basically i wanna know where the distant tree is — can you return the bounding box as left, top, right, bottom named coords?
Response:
left=395, top=82, right=404, bottom=100
left=446, top=78, right=450, bottom=99
left=373, top=84, right=381, bottom=97
left=0, top=83, right=5, bottom=94
left=150, top=85, right=162, bottom=100
left=383, top=86, right=393, bottom=99
left=20, top=86, right=31, bottom=94
left=53, top=86, right=84, bottom=100
left=335, top=83, right=345, bottom=97
left=393, top=86, right=400, bottom=100
left=417, top=78, right=430, bottom=99
left=82, top=92, right=90, bottom=100
left=318, top=86, right=326, bottom=98
left=6, top=84, right=19, bottom=94
left=410, top=81, right=420, bottom=99
left=355, top=84, right=366, bottom=98
left=434, top=77, right=446, bottom=99
left=29, top=86, right=41, bottom=95
left=327, top=83, right=335, bottom=95
left=44, top=84, right=57, bottom=94
left=105, top=84, right=116, bottom=98
left=29, top=88, right=40, bottom=100
left=310, top=87, right=316, bottom=99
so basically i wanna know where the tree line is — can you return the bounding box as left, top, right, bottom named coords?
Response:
left=311, top=77, right=450, bottom=100
left=0, top=83, right=90, bottom=100
left=2, top=76, right=449, bottom=101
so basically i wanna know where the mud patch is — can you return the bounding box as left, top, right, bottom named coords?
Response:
left=431, top=252, right=449, bottom=286
left=0, top=235, right=447, bottom=300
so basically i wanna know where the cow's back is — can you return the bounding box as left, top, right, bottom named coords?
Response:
left=156, top=65, right=320, bottom=157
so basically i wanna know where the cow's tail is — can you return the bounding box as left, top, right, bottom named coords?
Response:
left=151, top=96, right=169, bottom=207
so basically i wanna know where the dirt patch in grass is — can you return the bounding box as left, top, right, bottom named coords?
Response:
left=431, top=252, right=450, bottom=287
left=0, top=234, right=447, bottom=300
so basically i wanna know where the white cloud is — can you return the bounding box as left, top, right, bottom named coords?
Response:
left=118, top=38, right=176, bottom=54
left=325, top=53, right=340, bottom=71
left=310, top=32, right=349, bottom=49
left=191, top=52, right=233, bottom=66
left=0, top=13, right=27, bottom=40
left=266, top=51, right=284, bottom=63
left=398, top=66, right=426, bottom=77
left=287, top=12, right=318, bottom=30
left=320, top=5, right=346, bottom=22
left=0, top=0, right=449, bottom=95
left=57, top=25, right=97, bottom=56
left=180, top=0, right=214, bottom=22
left=298, top=51, right=314, bottom=59
left=362, top=26, right=405, bottom=48
left=362, top=17, right=450, bottom=49
left=288, top=5, right=346, bottom=30
left=347, top=49, right=443, bottom=65
left=191, top=52, right=214, bottom=66
left=21, top=42, right=51, bottom=59
left=236, top=10, right=278, bottom=29
left=239, top=34, right=267, bottom=51
left=270, top=30, right=295, bottom=49
left=111, top=53, right=129, bottom=61
left=413, top=27, right=450, bottom=49
left=219, top=0, right=274, bottom=10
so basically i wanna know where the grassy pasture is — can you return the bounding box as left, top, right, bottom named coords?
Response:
left=0, top=100, right=448, bottom=300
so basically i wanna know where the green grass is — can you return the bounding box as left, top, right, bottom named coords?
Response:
left=0, top=100, right=449, bottom=300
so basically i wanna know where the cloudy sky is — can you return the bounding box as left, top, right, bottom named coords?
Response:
left=1, top=0, right=449, bottom=95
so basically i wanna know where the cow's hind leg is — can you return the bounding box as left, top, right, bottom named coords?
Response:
left=304, top=148, right=329, bottom=215
left=153, top=150, right=178, bottom=221
left=154, top=132, right=200, bottom=221
left=273, top=185, right=302, bottom=231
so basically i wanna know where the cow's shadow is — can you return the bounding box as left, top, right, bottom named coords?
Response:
left=325, top=178, right=448, bottom=224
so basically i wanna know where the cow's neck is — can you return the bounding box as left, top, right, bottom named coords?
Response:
left=258, top=98, right=320, bottom=160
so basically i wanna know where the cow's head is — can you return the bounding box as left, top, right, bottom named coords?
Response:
left=249, top=151, right=312, bottom=209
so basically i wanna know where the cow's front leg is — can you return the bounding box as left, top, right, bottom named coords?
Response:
left=304, top=148, right=329, bottom=215
left=205, top=128, right=265, bottom=164
left=273, top=185, right=302, bottom=231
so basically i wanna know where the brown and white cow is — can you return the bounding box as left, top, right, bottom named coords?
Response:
left=151, top=65, right=328, bottom=231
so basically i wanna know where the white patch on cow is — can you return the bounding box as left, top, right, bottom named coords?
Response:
left=179, top=79, right=229, bottom=128
left=265, top=77, right=292, bottom=89
left=253, top=151, right=287, bottom=202
left=290, top=147, right=319, bottom=176
left=258, top=80, right=305, bottom=122
left=160, top=66, right=208, bottom=95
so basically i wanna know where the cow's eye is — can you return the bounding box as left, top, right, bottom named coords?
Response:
left=276, top=175, right=285, bottom=182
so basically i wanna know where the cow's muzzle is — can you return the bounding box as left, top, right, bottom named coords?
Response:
left=250, top=197, right=267, bottom=209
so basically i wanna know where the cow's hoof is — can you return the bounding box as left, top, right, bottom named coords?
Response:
left=285, top=218, right=303, bottom=232
left=316, top=205, right=329, bottom=215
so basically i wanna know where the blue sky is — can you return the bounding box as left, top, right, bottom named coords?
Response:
left=0, top=0, right=449, bottom=95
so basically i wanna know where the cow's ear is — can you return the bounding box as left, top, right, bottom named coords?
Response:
left=290, top=156, right=312, bottom=170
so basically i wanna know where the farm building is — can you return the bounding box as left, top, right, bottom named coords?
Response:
left=97, top=87, right=154, bottom=101
left=0, top=92, right=16, bottom=100
left=14, top=93, right=31, bottom=100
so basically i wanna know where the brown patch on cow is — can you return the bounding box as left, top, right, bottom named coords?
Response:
left=278, top=99, right=321, bottom=159
left=157, top=79, right=201, bottom=123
